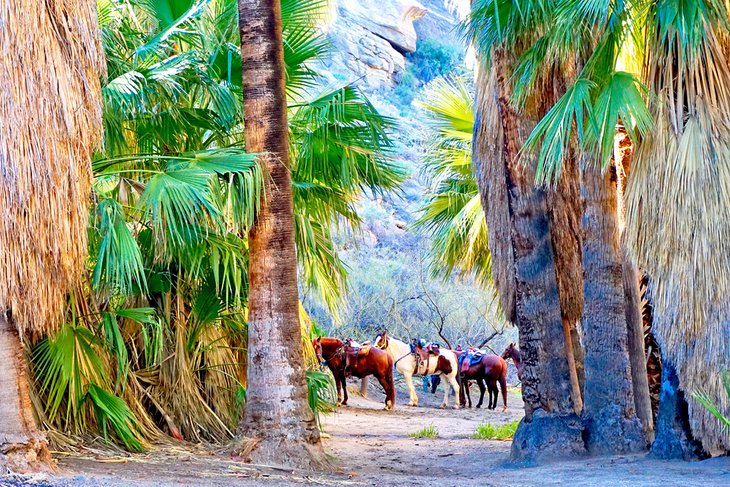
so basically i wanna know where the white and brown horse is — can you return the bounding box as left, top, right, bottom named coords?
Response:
left=373, top=331, right=460, bottom=409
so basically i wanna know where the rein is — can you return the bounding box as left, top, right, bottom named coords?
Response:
left=320, top=343, right=346, bottom=370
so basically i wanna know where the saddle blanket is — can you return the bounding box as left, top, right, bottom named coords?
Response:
left=461, top=351, right=486, bottom=367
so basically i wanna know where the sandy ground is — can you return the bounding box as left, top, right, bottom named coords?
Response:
left=2, top=380, right=728, bottom=486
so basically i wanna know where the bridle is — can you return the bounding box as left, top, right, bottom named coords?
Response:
left=318, top=342, right=347, bottom=372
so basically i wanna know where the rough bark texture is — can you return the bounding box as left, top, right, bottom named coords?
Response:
left=622, top=258, right=655, bottom=442
left=235, top=0, right=325, bottom=469
left=475, top=66, right=516, bottom=324
left=545, top=153, right=586, bottom=401
left=580, top=160, right=646, bottom=454
left=615, top=128, right=655, bottom=439
left=650, top=360, right=709, bottom=460
left=0, top=314, right=53, bottom=473
left=474, top=50, right=584, bottom=464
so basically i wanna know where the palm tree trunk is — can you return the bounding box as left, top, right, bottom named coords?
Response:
left=235, top=0, right=324, bottom=468
left=579, top=159, right=646, bottom=454
left=615, top=127, right=654, bottom=440
left=622, top=259, right=654, bottom=441
left=476, top=49, right=585, bottom=463
left=1, top=0, right=102, bottom=472
left=0, top=314, right=52, bottom=472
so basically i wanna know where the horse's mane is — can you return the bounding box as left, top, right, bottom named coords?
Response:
left=319, top=337, right=343, bottom=349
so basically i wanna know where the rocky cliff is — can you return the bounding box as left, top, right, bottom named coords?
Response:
left=317, top=0, right=429, bottom=88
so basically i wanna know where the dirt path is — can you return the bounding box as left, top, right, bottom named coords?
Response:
left=2, top=382, right=728, bottom=486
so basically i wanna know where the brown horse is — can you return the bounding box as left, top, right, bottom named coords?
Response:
left=457, top=351, right=508, bottom=411
left=344, top=340, right=395, bottom=410
left=501, top=342, right=523, bottom=381
left=312, top=337, right=349, bottom=405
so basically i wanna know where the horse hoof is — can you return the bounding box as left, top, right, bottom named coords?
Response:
left=476, top=405, right=481, bottom=409
left=454, top=405, right=460, bottom=410
left=439, top=404, right=446, bottom=409
left=502, top=407, right=507, bottom=412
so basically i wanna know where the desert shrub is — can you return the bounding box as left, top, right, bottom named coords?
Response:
left=394, top=39, right=465, bottom=106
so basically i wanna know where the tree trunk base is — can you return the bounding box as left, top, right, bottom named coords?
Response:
left=510, top=411, right=586, bottom=465
left=231, top=436, right=333, bottom=472
left=583, top=407, right=647, bottom=455
left=650, top=362, right=709, bottom=460
left=0, top=314, right=54, bottom=474
left=0, top=436, right=53, bottom=474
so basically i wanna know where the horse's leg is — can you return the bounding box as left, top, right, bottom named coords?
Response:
left=377, top=366, right=395, bottom=410
left=476, top=378, right=486, bottom=409
left=340, top=370, right=348, bottom=406
left=403, top=370, right=418, bottom=407
left=331, top=367, right=343, bottom=406
left=500, top=374, right=508, bottom=412
left=440, top=372, right=450, bottom=409
left=464, top=380, right=471, bottom=408
left=446, top=372, right=460, bottom=410
left=375, top=373, right=390, bottom=410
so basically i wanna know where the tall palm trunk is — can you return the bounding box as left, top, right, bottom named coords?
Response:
left=579, top=159, right=646, bottom=453
left=0, top=0, right=102, bottom=472
left=475, top=50, right=584, bottom=463
left=235, top=0, right=324, bottom=468
left=615, top=129, right=654, bottom=441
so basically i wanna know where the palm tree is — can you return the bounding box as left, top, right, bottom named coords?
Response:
left=579, top=155, right=646, bottom=453
left=23, top=0, right=399, bottom=453
left=464, top=2, right=586, bottom=458
left=512, top=0, right=729, bottom=455
left=0, top=0, right=103, bottom=472
left=235, top=0, right=325, bottom=467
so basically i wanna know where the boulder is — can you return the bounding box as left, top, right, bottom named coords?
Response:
left=339, top=0, right=426, bottom=53
left=317, top=0, right=427, bottom=88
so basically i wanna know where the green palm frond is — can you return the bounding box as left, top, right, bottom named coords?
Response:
left=415, top=76, right=492, bottom=285
left=92, top=198, right=147, bottom=295
left=86, top=384, right=146, bottom=452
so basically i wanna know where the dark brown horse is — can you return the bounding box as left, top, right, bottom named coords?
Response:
left=501, top=343, right=523, bottom=381
left=344, top=340, right=395, bottom=410
left=312, top=337, right=349, bottom=405
left=457, top=351, right=508, bottom=411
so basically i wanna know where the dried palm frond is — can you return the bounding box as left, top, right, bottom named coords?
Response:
left=0, top=0, right=103, bottom=336
left=625, top=7, right=730, bottom=450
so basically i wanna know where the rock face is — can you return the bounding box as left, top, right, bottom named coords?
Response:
left=320, top=0, right=427, bottom=88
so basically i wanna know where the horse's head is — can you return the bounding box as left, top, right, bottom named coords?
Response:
left=373, top=329, right=389, bottom=350
left=501, top=342, right=516, bottom=360
left=312, top=337, right=324, bottom=364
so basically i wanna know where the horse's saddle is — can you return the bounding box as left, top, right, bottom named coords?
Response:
left=356, top=345, right=371, bottom=357
left=459, top=349, right=485, bottom=372
left=411, top=341, right=441, bottom=375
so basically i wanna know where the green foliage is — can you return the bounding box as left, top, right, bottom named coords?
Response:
left=407, top=39, right=464, bottom=84
left=415, top=77, right=491, bottom=286
left=306, top=370, right=338, bottom=429
left=471, top=420, right=520, bottom=440
left=693, top=371, right=730, bottom=431
left=408, top=423, right=439, bottom=438
left=394, top=39, right=465, bottom=106
left=31, top=0, right=400, bottom=451
left=464, top=0, right=654, bottom=183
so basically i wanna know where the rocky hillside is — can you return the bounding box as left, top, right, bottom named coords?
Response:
left=308, top=0, right=513, bottom=348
